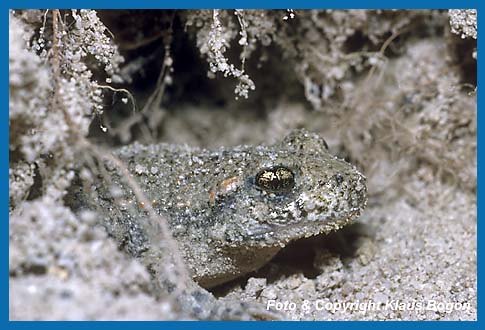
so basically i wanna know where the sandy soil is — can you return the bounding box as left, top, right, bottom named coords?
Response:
left=9, top=10, right=476, bottom=320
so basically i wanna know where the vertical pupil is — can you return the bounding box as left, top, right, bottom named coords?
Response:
left=255, top=166, right=295, bottom=193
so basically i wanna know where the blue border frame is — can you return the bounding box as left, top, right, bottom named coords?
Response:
left=2, top=1, right=481, bottom=9
left=3, top=1, right=480, bottom=328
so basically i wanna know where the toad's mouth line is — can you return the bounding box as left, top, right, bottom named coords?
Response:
left=224, top=209, right=363, bottom=249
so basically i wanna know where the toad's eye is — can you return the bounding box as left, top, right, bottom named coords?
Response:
left=255, top=166, right=295, bottom=193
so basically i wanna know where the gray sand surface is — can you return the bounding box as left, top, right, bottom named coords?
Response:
left=9, top=9, right=476, bottom=320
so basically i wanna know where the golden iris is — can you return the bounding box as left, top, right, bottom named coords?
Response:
left=255, top=166, right=295, bottom=193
